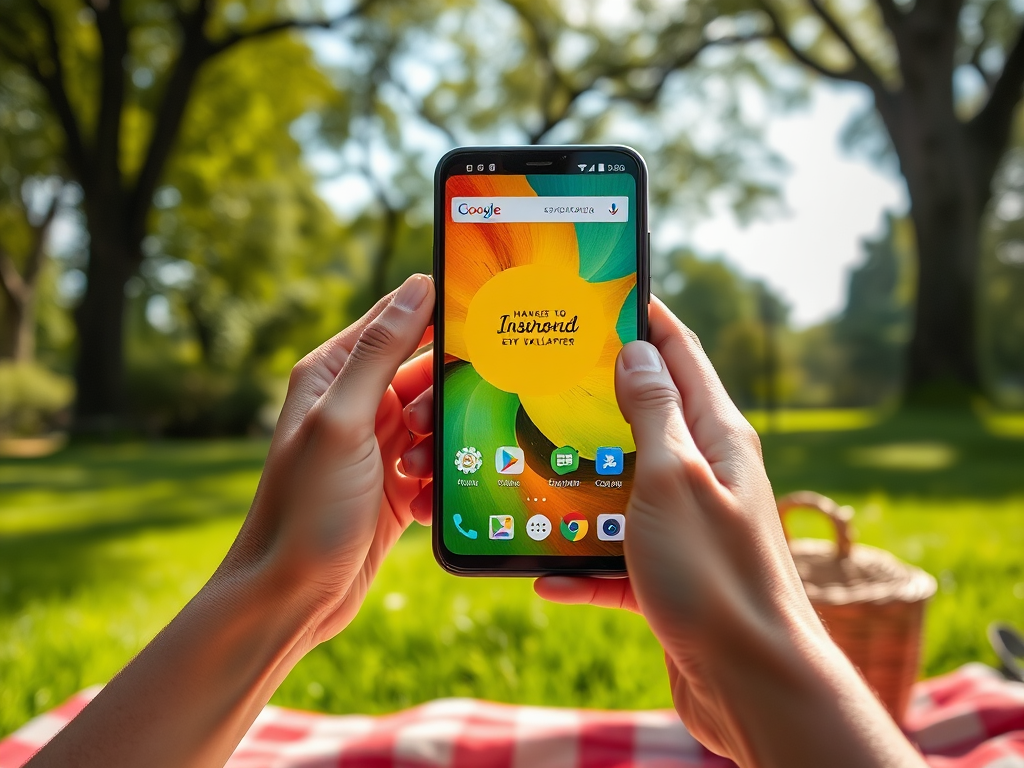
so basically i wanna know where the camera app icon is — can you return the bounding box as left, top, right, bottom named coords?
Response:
left=596, top=513, right=625, bottom=541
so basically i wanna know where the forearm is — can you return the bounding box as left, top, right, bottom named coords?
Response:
left=711, top=619, right=926, bottom=768
left=27, top=567, right=316, bottom=768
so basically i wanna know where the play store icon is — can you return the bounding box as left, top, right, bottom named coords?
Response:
left=495, top=446, right=525, bottom=475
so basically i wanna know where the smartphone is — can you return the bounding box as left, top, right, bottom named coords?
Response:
left=432, top=146, right=649, bottom=576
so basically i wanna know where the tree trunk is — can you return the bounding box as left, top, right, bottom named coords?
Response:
left=878, top=21, right=989, bottom=406
left=0, top=295, right=18, bottom=360
left=904, top=198, right=982, bottom=404
left=73, top=228, right=134, bottom=432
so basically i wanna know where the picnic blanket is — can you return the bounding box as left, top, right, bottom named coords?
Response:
left=2, top=663, right=1022, bottom=767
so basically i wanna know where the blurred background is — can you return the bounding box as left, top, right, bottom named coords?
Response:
left=1, top=0, right=1023, bottom=737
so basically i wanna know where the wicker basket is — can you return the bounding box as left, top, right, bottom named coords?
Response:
left=777, top=491, right=937, bottom=722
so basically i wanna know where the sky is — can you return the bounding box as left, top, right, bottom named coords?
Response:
left=673, top=83, right=908, bottom=328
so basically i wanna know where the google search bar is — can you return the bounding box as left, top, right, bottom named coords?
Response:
left=451, top=196, right=629, bottom=223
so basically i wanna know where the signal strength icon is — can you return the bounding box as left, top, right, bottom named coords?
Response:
left=577, top=164, right=587, bottom=171
left=587, top=165, right=595, bottom=172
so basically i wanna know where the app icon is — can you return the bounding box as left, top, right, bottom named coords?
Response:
left=488, top=163, right=496, bottom=171
left=597, top=513, right=625, bottom=541
left=466, top=164, right=473, bottom=172
left=526, top=514, right=552, bottom=541
left=495, top=446, right=525, bottom=475
left=453, top=513, right=478, bottom=540
left=550, top=445, right=579, bottom=475
left=489, top=514, right=514, bottom=540
left=595, top=446, right=624, bottom=476
left=560, top=512, right=588, bottom=541
left=455, top=446, right=483, bottom=474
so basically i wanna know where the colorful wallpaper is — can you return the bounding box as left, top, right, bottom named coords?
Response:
left=442, top=173, right=638, bottom=556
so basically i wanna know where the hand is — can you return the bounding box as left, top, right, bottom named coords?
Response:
left=218, top=273, right=436, bottom=647
left=536, top=298, right=924, bottom=768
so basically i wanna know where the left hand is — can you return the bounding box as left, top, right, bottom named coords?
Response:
left=217, top=273, right=436, bottom=648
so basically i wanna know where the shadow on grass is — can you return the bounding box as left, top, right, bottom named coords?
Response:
left=0, top=439, right=270, bottom=494
left=0, top=509, right=247, bottom=618
left=760, top=409, right=1024, bottom=499
left=0, top=440, right=267, bottom=617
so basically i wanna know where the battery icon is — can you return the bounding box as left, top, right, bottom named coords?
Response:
left=598, top=163, right=605, bottom=172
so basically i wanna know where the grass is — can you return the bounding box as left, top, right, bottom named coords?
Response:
left=2, top=410, right=1023, bottom=738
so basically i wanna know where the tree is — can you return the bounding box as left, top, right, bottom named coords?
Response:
left=0, top=183, right=62, bottom=363
left=0, top=0, right=371, bottom=430
left=752, top=0, right=1024, bottom=402
left=0, top=64, right=66, bottom=364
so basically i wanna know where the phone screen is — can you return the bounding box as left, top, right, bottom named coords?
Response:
left=434, top=148, right=647, bottom=572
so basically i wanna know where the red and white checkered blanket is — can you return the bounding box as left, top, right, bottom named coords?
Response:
left=2, top=663, right=1022, bottom=767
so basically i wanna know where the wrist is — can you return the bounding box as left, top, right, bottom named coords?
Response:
left=692, top=607, right=922, bottom=768
left=204, top=554, right=325, bottom=659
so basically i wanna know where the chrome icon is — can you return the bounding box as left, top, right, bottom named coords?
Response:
left=560, top=512, right=588, bottom=542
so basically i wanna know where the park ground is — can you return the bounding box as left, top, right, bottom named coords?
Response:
left=1, top=408, right=1023, bottom=737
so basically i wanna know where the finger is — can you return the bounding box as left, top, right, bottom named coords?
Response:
left=318, top=275, right=435, bottom=435
left=534, top=576, right=640, bottom=614
left=409, top=481, right=433, bottom=525
left=403, top=386, right=433, bottom=436
left=399, top=438, right=432, bottom=479
left=392, top=349, right=432, bottom=406
left=615, top=341, right=706, bottom=469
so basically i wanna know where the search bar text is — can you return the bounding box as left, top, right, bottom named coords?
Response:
left=451, top=196, right=629, bottom=223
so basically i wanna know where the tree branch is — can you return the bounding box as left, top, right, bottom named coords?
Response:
left=0, top=246, right=29, bottom=308
left=128, top=0, right=375, bottom=249
left=803, top=0, right=888, bottom=93
left=390, top=78, right=460, bottom=145
left=21, top=0, right=90, bottom=182
left=621, top=32, right=773, bottom=106
left=759, top=0, right=886, bottom=94
left=126, top=0, right=213, bottom=254
left=871, top=0, right=904, bottom=37
left=92, top=0, right=130, bottom=197
left=971, top=23, right=1024, bottom=138
left=967, top=21, right=1024, bottom=192
left=23, top=190, right=62, bottom=289
left=207, top=0, right=376, bottom=57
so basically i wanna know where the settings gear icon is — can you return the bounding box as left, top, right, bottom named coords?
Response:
left=455, top=446, right=483, bottom=474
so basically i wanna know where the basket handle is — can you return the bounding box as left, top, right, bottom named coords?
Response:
left=776, top=491, right=854, bottom=560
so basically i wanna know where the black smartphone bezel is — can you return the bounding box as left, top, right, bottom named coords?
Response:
left=431, top=145, right=650, bottom=577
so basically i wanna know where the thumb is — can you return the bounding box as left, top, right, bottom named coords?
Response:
left=615, top=341, right=703, bottom=468
left=320, top=274, right=435, bottom=430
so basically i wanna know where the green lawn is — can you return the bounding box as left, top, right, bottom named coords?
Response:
left=2, top=410, right=1023, bottom=737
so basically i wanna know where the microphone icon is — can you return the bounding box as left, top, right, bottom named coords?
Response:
left=609, top=203, right=619, bottom=215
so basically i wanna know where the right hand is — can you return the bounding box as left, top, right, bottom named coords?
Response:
left=535, top=297, right=830, bottom=761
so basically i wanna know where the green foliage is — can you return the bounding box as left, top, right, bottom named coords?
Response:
left=658, top=250, right=799, bottom=408
left=796, top=214, right=914, bottom=407
left=3, top=415, right=1024, bottom=735
left=0, top=360, right=73, bottom=436
left=124, top=360, right=268, bottom=437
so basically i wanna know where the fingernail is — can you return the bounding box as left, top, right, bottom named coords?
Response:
left=394, top=274, right=430, bottom=312
left=621, top=341, right=663, bottom=373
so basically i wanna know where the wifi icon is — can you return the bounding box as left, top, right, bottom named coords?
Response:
left=577, top=164, right=587, bottom=171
